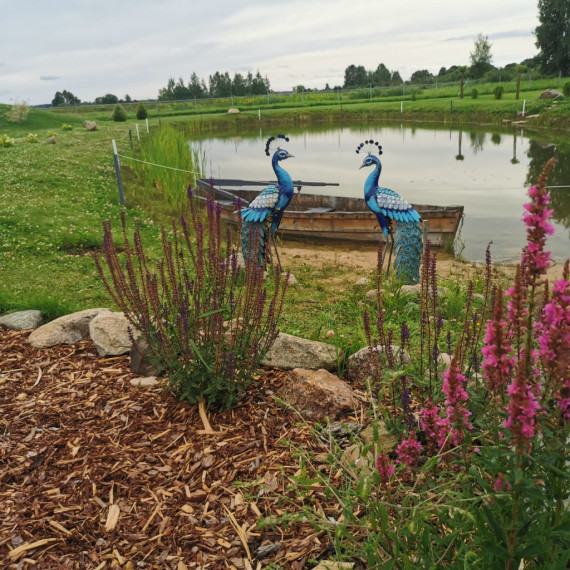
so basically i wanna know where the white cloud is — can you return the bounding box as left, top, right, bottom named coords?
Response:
left=1, top=0, right=540, bottom=105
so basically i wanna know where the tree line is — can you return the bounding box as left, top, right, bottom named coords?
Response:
left=157, top=70, right=270, bottom=101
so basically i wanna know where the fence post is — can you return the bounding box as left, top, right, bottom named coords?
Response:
left=522, top=100, right=526, bottom=117
left=112, top=140, right=125, bottom=206
left=146, top=118, right=149, bottom=133
left=401, top=101, right=403, bottom=113
left=135, top=124, right=140, bottom=141
left=258, top=109, right=261, bottom=119
left=450, top=100, right=453, bottom=114
left=128, top=129, right=133, bottom=152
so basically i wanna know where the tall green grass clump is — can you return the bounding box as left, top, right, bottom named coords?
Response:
left=134, top=124, right=205, bottom=210
left=95, top=190, right=289, bottom=431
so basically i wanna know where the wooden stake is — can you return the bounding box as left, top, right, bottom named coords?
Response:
left=198, top=397, right=214, bottom=434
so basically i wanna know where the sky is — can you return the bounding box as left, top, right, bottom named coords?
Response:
left=1, top=0, right=540, bottom=106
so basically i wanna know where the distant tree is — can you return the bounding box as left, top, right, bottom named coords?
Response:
left=325, top=83, right=331, bottom=91
left=469, top=33, right=494, bottom=78
left=438, top=67, right=447, bottom=77
left=51, top=92, right=65, bottom=107
left=391, top=70, right=403, bottom=84
left=535, top=0, right=570, bottom=75
left=231, top=73, right=246, bottom=96
left=95, top=94, right=119, bottom=104
left=410, top=69, right=435, bottom=84
left=371, top=63, right=392, bottom=86
left=343, top=65, right=367, bottom=88
left=294, top=85, right=306, bottom=93
left=124, top=94, right=132, bottom=102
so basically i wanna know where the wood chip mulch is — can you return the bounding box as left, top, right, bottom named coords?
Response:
left=0, top=328, right=351, bottom=570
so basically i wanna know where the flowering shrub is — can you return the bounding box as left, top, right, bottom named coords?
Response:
left=95, top=189, right=288, bottom=418
left=6, top=100, right=29, bottom=123
left=283, top=159, right=569, bottom=568
left=24, top=133, right=38, bottom=143
left=61, top=124, right=73, bottom=131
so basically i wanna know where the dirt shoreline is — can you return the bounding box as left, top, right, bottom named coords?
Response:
left=278, top=241, right=567, bottom=282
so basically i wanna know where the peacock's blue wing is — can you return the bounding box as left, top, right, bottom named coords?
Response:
left=240, top=185, right=280, bottom=224
left=375, top=188, right=421, bottom=224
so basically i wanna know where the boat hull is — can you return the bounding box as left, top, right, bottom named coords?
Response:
left=196, top=181, right=464, bottom=247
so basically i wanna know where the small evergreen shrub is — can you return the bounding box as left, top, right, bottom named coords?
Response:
left=136, top=102, right=148, bottom=120
left=470, top=88, right=478, bottom=99
left=25, top=133, right=38, bottom=143
left=61, top=123, right=73, bottom=131
left=0, top=134, right=15, bottom=147
left=563, top=81, right=570, bottom=97
left=494, top=85, right=504, bottom=100
left=112, top=105, right=127, bottom=122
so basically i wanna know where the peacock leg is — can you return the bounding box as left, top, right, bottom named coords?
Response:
left=386, top=231, right=395, bottom=272
left=271, top=234, right=283, bottom=272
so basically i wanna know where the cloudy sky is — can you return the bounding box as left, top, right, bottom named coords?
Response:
left=1, top=0, right=540, bottom=106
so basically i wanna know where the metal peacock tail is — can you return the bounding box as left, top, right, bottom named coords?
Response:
left=239, top=135, right=295, bottom=267
left=357, top=140, right=422, bottom=284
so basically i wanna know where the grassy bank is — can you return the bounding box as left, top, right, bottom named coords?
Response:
left=0, top=100, right=567, bottom=342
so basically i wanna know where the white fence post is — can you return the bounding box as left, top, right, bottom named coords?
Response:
left=146, top=118, right=149, bottom=133
left=135, top=124, right=140, bottom=141
left=522, top=100, right=526, bottom=117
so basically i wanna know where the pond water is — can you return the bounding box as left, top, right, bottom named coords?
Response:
left=195, top=124, right=570, bottom=264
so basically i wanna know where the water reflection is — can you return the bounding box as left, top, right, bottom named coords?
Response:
left=196, top=124, right=570, bottom=263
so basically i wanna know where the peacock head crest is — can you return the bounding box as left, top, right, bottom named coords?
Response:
left=357, top=139, right=382, bottom=169
left=265, top=134, right=294, bottom=160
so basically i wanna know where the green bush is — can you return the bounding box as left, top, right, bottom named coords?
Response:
left=25, top=133, right=38, bottom=143
left=471, top=88, right=479, bottom=99
left=494, top=85, right=504, bottom=100
left=563, top=81, right=570, bottom=97
left=61, top=123, right=73, bottom=131
left=112, top=105, right=127, bottom=122
left=0, top=134, right=15, bottom=147
left=136, top=102, right=148, bottom=120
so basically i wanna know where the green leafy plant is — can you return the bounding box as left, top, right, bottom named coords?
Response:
left=61, top=123, right=73, bottom=131
left=24, top=133, right=38, bottom=143
left=112, top=105, right=127, bottom=122
left=471, top=87, right=479, bottom=99
left=136, top=102, right=148, bottom=120
left=494, top=85, right=505, bottom=100
left=0, top=134, right=15, bottom=148
left=563, top=81, right=570, bottom=97
left=95, top=190, right=289, bottom=430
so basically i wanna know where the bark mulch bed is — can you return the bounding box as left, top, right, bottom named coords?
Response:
left=0, top=328, right=356, bottom=569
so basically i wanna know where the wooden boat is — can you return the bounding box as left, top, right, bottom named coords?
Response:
left=196, top=179, right=464, bottom=247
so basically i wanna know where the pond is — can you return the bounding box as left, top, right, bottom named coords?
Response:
left=194, top=124, right=570, bottom=264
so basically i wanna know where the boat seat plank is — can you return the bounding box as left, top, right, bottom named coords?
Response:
left=305, top=207, right=337, bottom=213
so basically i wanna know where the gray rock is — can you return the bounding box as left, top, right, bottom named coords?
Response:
left=355, top=277, right=370, bottom=287
left=130, top=336, right=164, bottom=377
left=400, top=283, right=422, bottom=295
left=89, top=311, right=132, bottom=356
left=539, top=89, right=563, bottom=100
left=28, top=308, right=111, bottom=348
left=345, top=345, right=411, bottom=385
left=360, top=420, right=398, bottom=451
left=277, top=368, right=358, bottom=421
left=0, top=310, right=43, bottom=330
left=262, top=332, right=343, bottom=371
left=365, top=289, right=377, bottom=302
left=130, top=376, right=159, bottom=387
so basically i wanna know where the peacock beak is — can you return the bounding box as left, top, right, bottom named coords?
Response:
left=359, top=163, right=366, bottom=169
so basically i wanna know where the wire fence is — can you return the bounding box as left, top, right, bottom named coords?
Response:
left=48, top=75, right=567, bottom=118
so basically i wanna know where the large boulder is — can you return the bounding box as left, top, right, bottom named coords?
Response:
left=277, top=368, right=358, bottom=421
left=262, top=332, right=343, bottom=371
left=0, top=310, right=43, bottom=330
left=89, top=311, right=132, bottom=356
left=345, top=345, right=411, bottom=385
left=28, top=308, right=111, bottom=348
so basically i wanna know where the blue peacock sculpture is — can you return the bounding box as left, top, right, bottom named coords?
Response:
left=240, top=135, right=295, bottom=269
left=357, top=140, right=422, bottom=284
